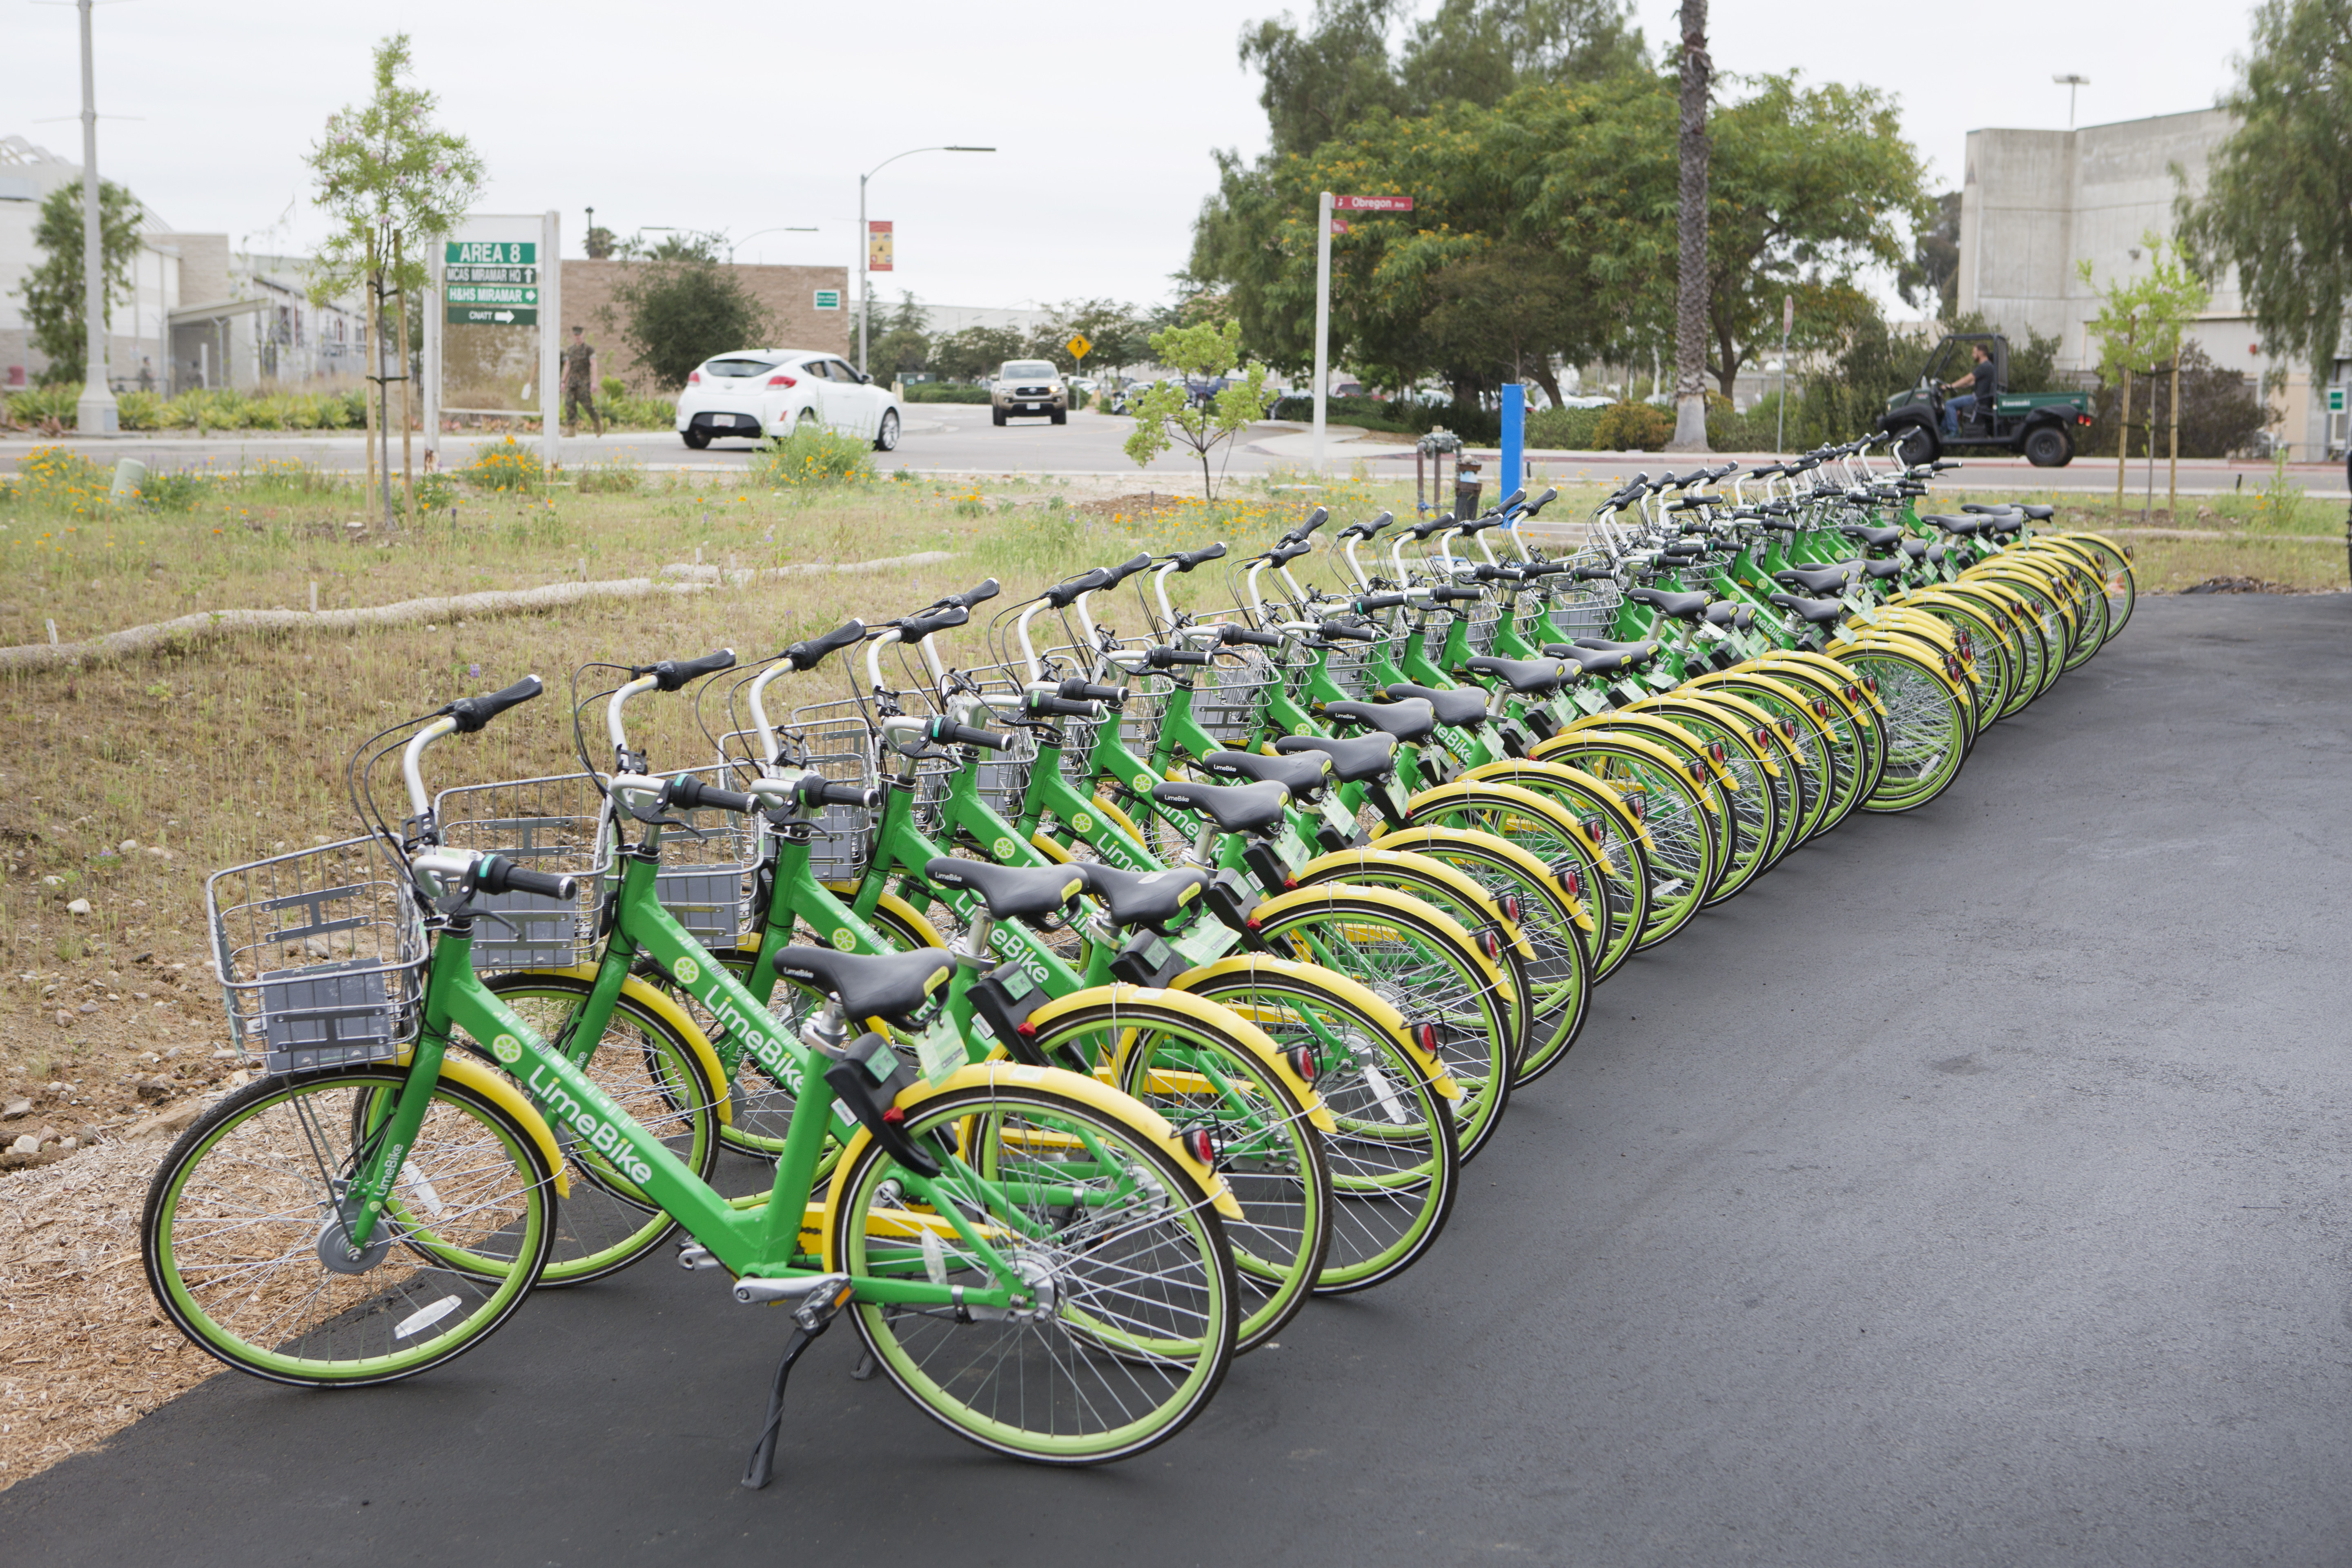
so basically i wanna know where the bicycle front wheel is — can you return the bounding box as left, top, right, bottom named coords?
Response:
left=143, top=1066, right=555, bottom=1387
left=829, top=1075, right=1238, bottom=1464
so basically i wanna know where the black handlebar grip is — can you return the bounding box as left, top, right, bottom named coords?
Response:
left=1520, top=486, right=1559, bottom=518
left=1146, top=646, right=1212, bottom=668
left=668, top=776, right=757, bottom=815
left=1519, top=561, right=1571, bottom=579
left=795, top=775, right=884, bottom=811
left=1430, top=585, right=1484, bottom=604
left=1219, top=624, right=1284, bottom=648
left=1265, top=539, right=1313, bottom=565
left=1339, top=509, right=1398, bottom=541
left=938, top=579, right=1001, bottom=611
left=784, top=618, right=866, bottom=671
left=1319, top=621, right=1378, bottom=642
left=1355, top=592, right=1410, bottom=612
left=1025, top=691, right=1105, bottom=720
left=1407, top=512, right=1458, bottom=540
left=477, top=854, right=579, bottom=903
left=1288, top=505, right=1331, bottom=540
left=1497, top=486, right=1528, bottom=513
left=1572, top=565, right=1617, bottom=581
left=1459, top=516, right=1507, bottom=535
left=440, top=674, right=543, bottom=734
left=929, top=719, right=1013, bottom=750
left=1100, top=552, right=1155, bottom=587
left=894, top=606, right=969, bottom=641
left=1041, top=566, right=1114, bottom=608
left=648, top=650, right=737, bottom=693
left=1170, top=541, right=1227, bottom=570
left=1059, top=677, right=1128, bottom=705
left=1931, top=459, right=1962, bottom=471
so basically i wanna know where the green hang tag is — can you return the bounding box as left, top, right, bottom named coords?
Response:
left=1274, top=822, right=1312, bottom=871
left=1841, top=593, right=1869, bottom=616
left=1381, top=777, right=1413, bottom=816
left=1173, top=917, right=1242, bottom=967
left=1550, top=695, right=1580, bottom=726
left=1319, top=793, right=1358, bottom=840
left=1574, top=687, right=1611, bottom=716
left=911, top=1015, right=966, bottom=1085
left=1644, top=666, right=1679, bottom=689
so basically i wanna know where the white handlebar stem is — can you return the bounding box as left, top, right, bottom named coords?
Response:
left=1153, top=559, right=1183, bottom=633
left=401, top=715, right=461, bottom=822
left=1015, top=601, right=1050, bottom=683
left=746, top=662, right=793, bottom=766
left=606, top=674, right=660, bottom=759
left=865, top=626, right=902, bottom=695
left=1340, top=535, right=1374, bottom=589
left=1244, top=560, right=1273, bottom=621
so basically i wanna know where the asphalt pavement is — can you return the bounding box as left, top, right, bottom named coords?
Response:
left=5, top=419, right=2343, bottom=498
left=4, top=592, right=2350, bottom=1566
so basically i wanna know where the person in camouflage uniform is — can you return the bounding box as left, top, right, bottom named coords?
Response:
left=562, top=325, right=603, bottom=436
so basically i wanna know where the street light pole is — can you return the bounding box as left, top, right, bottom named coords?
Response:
left=857, top=145, right=993, bottom=374
left=730, top=226, right=817, bottom=265
left=2053, top=73, right=2089, bottom=129
left=74, top=0, right=116, bottom=434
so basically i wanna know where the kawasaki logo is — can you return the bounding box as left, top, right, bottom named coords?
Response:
left=524, top=1063, right=656, bottom=1186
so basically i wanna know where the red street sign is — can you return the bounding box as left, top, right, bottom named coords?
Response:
left=1334, top=194, right=1413, bottom=212
left=1330, top=218, right=1350, bottom=236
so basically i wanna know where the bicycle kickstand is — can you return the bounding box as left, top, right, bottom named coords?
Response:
left=740, top=1274, right=856, bottom=1491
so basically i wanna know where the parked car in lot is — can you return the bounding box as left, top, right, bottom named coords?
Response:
left=990, top=360, right=1067, bottom=426
left=675, top=348, right=902, bottom=451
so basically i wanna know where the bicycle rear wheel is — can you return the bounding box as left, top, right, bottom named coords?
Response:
left=829, top=1076, right=1238, bottom=1463
left=143, top=1066, right=555, bottom=1387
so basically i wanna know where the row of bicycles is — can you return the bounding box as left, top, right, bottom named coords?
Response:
left=143, top=436, right=2133, bottom=1484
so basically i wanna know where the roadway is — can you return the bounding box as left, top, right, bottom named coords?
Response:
left=5, top=417, right=2345, bottom=498
left=3, top=591, right=2348, bottom=1565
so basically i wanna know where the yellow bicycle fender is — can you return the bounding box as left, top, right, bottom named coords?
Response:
left=819, top=887, right=953, bottom=951
left=1370, top=824, right=1594, bottom=935
left=1825, top=635, right=1972, bottom=701
left=1680, top=670, right=1833, bottom=761
left=1623, top=696, right=1784, bottom=775
left=484, top=967, right=734, bottom=1129
left=1252, top=881, right=1515, bottom=1007
left=1029, top=831, right=1076, bottom=864
left=1748, top=652, right=1884, bottom=721
left=1025, top=982, right=1334, bottom=1134
left=1411, top=772, right=1640, bottom=860
left=397, top=1050, right=572, bottom=1198
left=819, top=1059, right=1244, bottom=1269
left=1534, top=726, right=1728, bottom=810
left=1167, top=953, right=1463, bottom=1100
left=1088, top=791, right=1152, bottom=847
left=1294, top=846, right=1537, bottom=961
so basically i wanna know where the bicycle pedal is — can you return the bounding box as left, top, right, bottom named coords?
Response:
left=677, top=1242, right=721, bottom=1271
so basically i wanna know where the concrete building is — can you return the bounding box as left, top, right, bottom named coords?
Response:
left=1958, top=108, right=2343, bottom=458
left=559, top=260, right=850, bottom=395
left=1, top=133, right=368, bottom=397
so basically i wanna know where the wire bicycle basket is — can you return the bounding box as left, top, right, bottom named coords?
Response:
left=206, top=838, right=426, bottom=1074
left=783, top=697, right=880, bottom=882
left=434, top=772, right=609, bottom=971
left=1193, top=652, right=1276, bottom=747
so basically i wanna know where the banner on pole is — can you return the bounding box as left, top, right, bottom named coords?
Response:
left=867, top=221, right=894, bottom=273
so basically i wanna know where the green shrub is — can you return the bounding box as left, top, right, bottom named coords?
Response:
left=594, top=390, right=677, bottom=430
left=414, top=470, right=457, bottom=510
left=1524, top=405, right=1603, bottom=448
left=3, top=384, right=79, bottom=429
left=748, top=425, right=876, bottom=488
left=574, top=457, right=645, bottom=494
left=116, top=390, right=164, bottom=430
left=134, top=468, right=214, bottom=512
left=4, top=445, right=112, bottom=512
left=901, top=383, right=990, bottom=404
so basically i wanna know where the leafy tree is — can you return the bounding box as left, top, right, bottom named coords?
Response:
left=1123, top=321, right=1276, bottom=499
left=929, top=324, right=1027, bottom=382
left=604, top=257, right=774, bottom=388
left=2174, top=0, right=2352, bottom=388
left=307, top=33, right=485, bottom=523
left=10, top=179, right=143, bottom=386
left=1946, top=309, right=2062, bottom=392
left=1033, top=298, right=1149, bottom=376
left=585, top=224, right=618, bottom=260
left=867, top=292, right=931, bottom=380
left=1240, top=0, right=1412, bottom=158
left=2078, top=231, right=2209, bottom=498
left=1900, top=191, right=1962, bottom=319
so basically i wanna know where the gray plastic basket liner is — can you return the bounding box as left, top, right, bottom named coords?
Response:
left=254, top=958, right=401, bottom=1073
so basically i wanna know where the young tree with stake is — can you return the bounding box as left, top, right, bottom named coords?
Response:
left=306, top=35, right=483, bottom=528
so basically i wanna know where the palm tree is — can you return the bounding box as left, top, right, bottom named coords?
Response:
left=1666, top=0, right=1712, bottom=453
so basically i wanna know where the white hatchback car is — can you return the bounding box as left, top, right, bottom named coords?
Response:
left=675, top=348, right=902, bottom=451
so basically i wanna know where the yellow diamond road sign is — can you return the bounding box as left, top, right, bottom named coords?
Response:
left=1065, top=333, right=1091, bottom=362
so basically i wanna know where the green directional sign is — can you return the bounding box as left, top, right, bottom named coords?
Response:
left=445, top=284, right=539, bottom=306
left=446, top=240, right=535, bottom=266
left=814, top=289, right=842, bottom=310
left=448, top=306, right=538, bottom=327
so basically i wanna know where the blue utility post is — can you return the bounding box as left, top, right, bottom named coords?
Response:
left=1499, top=383, right=1525, bottom=522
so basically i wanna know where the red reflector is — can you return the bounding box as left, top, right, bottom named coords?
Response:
left=1245, top=915, right=1262, bottom=932
left=1016, top=1020, right=1037, bottom=1038
left=1782, top=719, right=1797, bottom=739
left=1290, top=1047, right=1317, bottom=1083
left=1844, top=684, right=1860, bottom=702
left=1708, top=742, right=1725, bottom=765
left=1416, top=1022, right=1439, bottom=1054
left=1754, top=728, right=1770, bottom=750
left=1500, top=893, right=1522, bottom=925
left=881, top=1105, right=905, bottom=1125
left=1184, top=1129, right=1216, bottom=1165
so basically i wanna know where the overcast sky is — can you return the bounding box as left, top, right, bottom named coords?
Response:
left=12, top=0, right=2257, bottom=316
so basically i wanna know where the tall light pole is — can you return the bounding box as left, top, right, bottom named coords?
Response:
left=858, top=145, right=993, bottom=373
left=2053, top=74, right=2089, bottom=129
left=74, top=0, right=116, bottom=434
